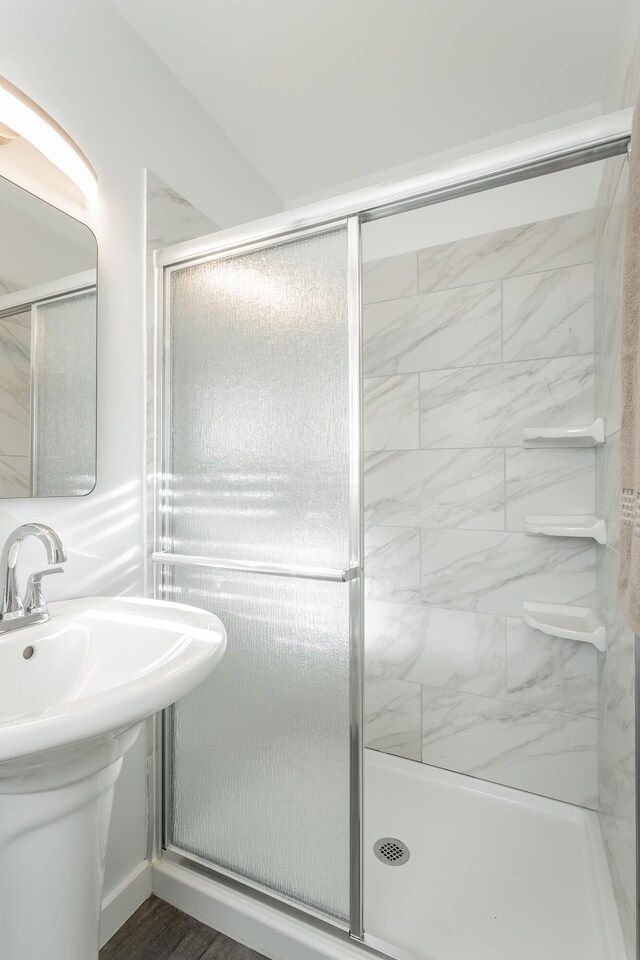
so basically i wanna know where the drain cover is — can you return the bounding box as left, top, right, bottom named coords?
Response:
left=374, top=837, right=410, bottom=866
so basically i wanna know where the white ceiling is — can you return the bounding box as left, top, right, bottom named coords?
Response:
left=111, top=0, right=619, bottom=204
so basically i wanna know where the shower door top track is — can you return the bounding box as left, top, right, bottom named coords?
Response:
left=155, top=109, right=632, bottom=270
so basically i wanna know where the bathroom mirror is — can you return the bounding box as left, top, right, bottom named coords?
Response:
left=0, top=173, right=97, bottom=497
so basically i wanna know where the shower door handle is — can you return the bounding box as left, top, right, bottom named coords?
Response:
left=152, top=552, right=360, bottom=583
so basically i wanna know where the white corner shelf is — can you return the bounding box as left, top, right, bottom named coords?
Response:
left=522, top=418, right=605, bottom=447
left=522, top=601, right=607, bottom=652
left=524, top=515, right=607, bottom=544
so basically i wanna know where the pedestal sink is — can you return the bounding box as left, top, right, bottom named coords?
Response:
left=0, top=595, right=226, bottom=960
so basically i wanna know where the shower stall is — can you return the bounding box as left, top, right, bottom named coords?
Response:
left=149, top=113, right=635, bottom=960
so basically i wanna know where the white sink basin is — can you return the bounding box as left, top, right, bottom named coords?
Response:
left=0, top=595, right=226, bottom=960
left=0, top=596, right=226, bottom=766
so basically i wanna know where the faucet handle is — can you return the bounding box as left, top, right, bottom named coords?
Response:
left=24, top=567, right=64, bottom=613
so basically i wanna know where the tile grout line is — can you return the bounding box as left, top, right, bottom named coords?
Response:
left=364, top=259, right=595, bottom=305
left=418, top=677, right=599, bottom=722
left=363, top=351, right=595, bottom=381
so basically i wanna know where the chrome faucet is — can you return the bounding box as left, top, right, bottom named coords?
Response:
left=0, top=523, right=67, bottom=633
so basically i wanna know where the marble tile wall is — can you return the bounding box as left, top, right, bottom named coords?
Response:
left=595, top=155, right=636, bottom=957
left=363, top=210, right=599, bottom=809
left=0, top=311, right=30, bottom=497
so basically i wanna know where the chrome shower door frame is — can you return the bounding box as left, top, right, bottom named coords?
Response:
left=152, top=216, right=365, bottom=939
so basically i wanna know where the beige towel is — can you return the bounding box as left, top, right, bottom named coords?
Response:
left=619, top=100, right=640, bottom=631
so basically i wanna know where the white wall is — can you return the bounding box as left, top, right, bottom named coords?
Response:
left=289, top=103, right=604, bottom=209
left=0, top=0, right=280, bottom=906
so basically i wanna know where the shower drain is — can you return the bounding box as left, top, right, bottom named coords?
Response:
left=374, top=837, right=410, bottom=866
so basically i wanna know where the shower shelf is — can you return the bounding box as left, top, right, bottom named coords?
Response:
left=522, top=418, right=605, bottom=447
left=522, top=601, right=607, bottom=652
left=524, top=515, right=607, bottom=544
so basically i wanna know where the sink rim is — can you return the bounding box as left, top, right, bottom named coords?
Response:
left=0, top=595, right=226, bottom=766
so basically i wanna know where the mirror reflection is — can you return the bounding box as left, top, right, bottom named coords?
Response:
left=0, top=174, right=97, bottom=497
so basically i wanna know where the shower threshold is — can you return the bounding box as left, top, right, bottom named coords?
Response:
left=364, top=749, right=625, bottom=960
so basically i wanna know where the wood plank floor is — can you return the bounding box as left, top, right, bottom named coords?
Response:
left=100, top=896, right=268, bottom=960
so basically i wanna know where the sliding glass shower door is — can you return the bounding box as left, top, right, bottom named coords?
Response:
left=155, top=222, right=362, bottom=928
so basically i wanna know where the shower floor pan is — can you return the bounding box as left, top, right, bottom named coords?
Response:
left=364, top=749, right=625, bottom=960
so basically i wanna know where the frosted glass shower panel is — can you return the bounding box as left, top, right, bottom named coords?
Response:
left=32, top=291, right=97, bottom=496
left=166, top=227, right=350, bottom=567
left=167, top=565, right=351, bottom=920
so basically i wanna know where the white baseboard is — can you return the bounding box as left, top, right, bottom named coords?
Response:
left=100, top=861, right=152, bottom=948
left=152, top=860, right=383, bottom=960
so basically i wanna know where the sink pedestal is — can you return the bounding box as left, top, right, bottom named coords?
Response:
left=0, top=724, right=141, bottom=960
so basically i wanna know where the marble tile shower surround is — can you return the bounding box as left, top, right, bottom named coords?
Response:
left=363, top=209, right=600, bottom=809
left=418, top=356, right=593, bottom=449
left=146, top=173, right=219, bottom=251
left=595, top=150, right=637, bottom=958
